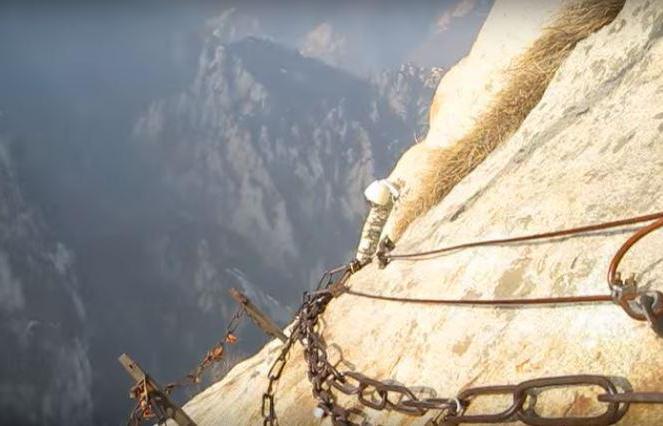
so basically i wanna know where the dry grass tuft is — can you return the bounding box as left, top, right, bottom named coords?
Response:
left=390, top=0, right=624, bottom=240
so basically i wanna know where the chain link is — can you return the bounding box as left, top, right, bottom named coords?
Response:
left=277, top=277, right=663, bottom=425
left=126, top=306, right=246, bottom=425
left=116, top=201, right=663, bottom=424
left=261, top=212, right=663, bottom=425
left=127, top=378, right=170, bottom=426
left=163, top=306, right=246, bottom=395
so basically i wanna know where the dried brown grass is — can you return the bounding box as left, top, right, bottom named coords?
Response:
left=390, top=0, right=625, bottom=240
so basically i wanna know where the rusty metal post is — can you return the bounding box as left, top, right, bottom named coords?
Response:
left=229, top=288, right=287, bottom=342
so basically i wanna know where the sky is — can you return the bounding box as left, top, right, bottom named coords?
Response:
left=0, top=0, right=490, bottom=127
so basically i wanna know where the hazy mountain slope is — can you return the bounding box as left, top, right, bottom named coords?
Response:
left=134, top=36, right=441, bottom=307
left=0, top=139, right=92, bottom=426
left=0, top=24, right=442, bottom=426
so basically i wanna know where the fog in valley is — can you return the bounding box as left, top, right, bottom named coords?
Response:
left=0, top=1, right=489, bottom=424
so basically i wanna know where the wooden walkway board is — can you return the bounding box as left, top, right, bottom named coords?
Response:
left=119, top=353, right=197, bottom=426
left=229, top=288, right=287, bottom=342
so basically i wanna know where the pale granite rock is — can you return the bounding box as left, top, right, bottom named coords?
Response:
left=426, top=0, right=564, bottom=150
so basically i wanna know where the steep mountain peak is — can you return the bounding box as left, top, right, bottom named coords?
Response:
left=0, top=136, right=92, bottom=425
left=195, top=35, right=371, bottom=117
left=127, top=23, right=443, bottom=424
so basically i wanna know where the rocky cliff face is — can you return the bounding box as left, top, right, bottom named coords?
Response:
left=0, top=140, right=92, bottom=425
left=133, top=36, right=441, bottom=315
left=179, top=0, right=663, bottom=424
left=104, top=31, right=439, bottom=422
left=1, top=22, right=441, bottom=424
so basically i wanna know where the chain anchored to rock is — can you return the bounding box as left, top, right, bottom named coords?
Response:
left=299, top=304, right=663, bottom=426
left=366, top=214, right=663, bottom=337
left=121, top=354, right=197, bottom=426
left=608, top=216, right=663, bottom=336
left=262, top=212, right=663, bottom=425
left=122, top=286, right=293, bottom=425
left=263, top=264, right=357, bottom=425
left=122, top=306, right=243, bottom=426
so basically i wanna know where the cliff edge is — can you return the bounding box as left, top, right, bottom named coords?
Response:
left=177, top=0, right=663, bottom=424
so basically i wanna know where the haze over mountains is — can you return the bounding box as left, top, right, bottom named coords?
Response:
left=0, top=2, right=487, bottom=424
left=178, top=1, right=663, bottom=423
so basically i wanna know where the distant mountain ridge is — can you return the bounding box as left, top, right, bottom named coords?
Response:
left=0, top=140, right=92, bottom=425
left=134, top=34, right=442, bottom=304
left=0, top=30, right=442, bottom=425
left=173, top=1, right=663, bottom=425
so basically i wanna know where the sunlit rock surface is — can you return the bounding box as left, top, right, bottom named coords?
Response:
left=426, top=0, right=564, bottom=149
left=178, top=0, right=663, bottom=424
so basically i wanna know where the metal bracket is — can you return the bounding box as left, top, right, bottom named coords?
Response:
left=119, top=353, right=197, bottom=426
left=229, top=288, right=287, bottom=342
left=376, top=236, right=395, bottom=269
left=611, top=273, right=663, bottom=337
left=639, top=292, right=663, bottom=337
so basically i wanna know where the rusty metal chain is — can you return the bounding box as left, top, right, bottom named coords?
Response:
left=262, top=331, right=297, bottom=425
left=294, top=276, right=663, bottom=425
left=127, top=306, right=245, bottom=426
left=261, top=213, right=663, bottom=425
left=128, top=378, right=170, bottom=426
left=163, top=305, right=245, bottom=395
left=262, top=263, right=358, bottom=425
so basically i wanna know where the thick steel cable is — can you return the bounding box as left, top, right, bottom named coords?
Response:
left=262, top=212, right=663, bottom=426
left=348, top=213, right=663, bottom=308
left=387, top=211, right=663, bottom=261
left=344, top=289, right=612, bottom=306
left=607, top=216, right=663, bottom=287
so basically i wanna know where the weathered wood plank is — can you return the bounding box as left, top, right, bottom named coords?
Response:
left=228, top=288, right=287, bottom=342
left=119, top=353, right=197, bottom=426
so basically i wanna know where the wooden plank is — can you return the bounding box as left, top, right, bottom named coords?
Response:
left=229, top=288, right=287, bottom=342
left=119, top=353, right=147, bottom=383
left=119, top=353, right=197, bottom=426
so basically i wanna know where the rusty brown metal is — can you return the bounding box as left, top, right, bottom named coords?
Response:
left=599, top=392, right=663, bottom=404
left=261, top=211, right=663, bottom=426
left=114, top=211, right=663, bottom=425
left=347, top=213, right=663, bottom=336
left=607, top=217, right=663, bottom=334
left=121, top=306, right=245, bottom=424
left=280, top=277, right=658, bottom=426
left=387, top=211, right=663, bottom=261
left=119, top=353, right=197, bottom=426
left=445, top=384, right=524, bottom=423
left=607, top=217, right=663, bottom=289
left=163, top=306, right=245, bottom=394
left=344, top=288, right=613, bottom=306
left=512, top=375, right=624, bottom=426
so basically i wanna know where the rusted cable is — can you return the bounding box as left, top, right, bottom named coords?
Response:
left=351, top=214, right=663, bottom=327
left=344, top=214, right=663, bottom=313
left=162, top=306, right=245, bottom=395
left=607, top=216, right=663, bottom=289
left=273, top=272, right=663, bottom=426
left=260, top=212, right=663, bottom=425
left=344, top=288, right=612, bottom=306
left=387, top=211, right=663, bottom=261
left=606, top=216, right=663, bottom=332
